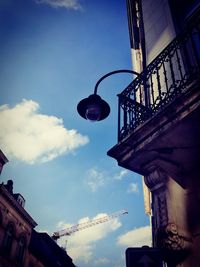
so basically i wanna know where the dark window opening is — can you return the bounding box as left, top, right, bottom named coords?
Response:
left=16, top=236, right=26, bottom=264
left=169, top=0, right=200, bottom=32
left=3, top=223, right=15, bottom=255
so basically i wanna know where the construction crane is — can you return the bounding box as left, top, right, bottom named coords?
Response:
left=52, top=209, right=128, bottom=241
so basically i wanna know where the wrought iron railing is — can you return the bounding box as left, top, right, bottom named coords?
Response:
left=118, top=11, right=200, bottom=141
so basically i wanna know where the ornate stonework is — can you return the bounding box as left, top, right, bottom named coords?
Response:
left=156, top=191, right=168, bottom=227
left=145, top=168, right=169, bottom=228
left=144, top=167, right=168, bottom=191
left=156, top=223, right=193, bottom=251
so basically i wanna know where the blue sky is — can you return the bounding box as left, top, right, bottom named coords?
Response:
left=0, top=0, right=151, bottom=266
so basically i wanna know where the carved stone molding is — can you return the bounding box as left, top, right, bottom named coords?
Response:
left=144, top=168, right=169, bottom=234
left=156, top=223, right=193, bottom=251
left=144, top=167, right=168, bottom=191
left=156, top=191, right=168, bottom=227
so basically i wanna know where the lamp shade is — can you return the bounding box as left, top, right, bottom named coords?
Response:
left=77, top=94, right=110, bottom=121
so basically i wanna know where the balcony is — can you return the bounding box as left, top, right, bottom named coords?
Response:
left=108, top=10, right=200, bottom=187
left=118, top=10, right=200, bottom=141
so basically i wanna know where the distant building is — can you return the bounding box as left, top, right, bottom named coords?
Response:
left=108, top=0, right=200, bottom=266
left=0, top=152, right=75, bottom=267
left=29, top=230, right=75, bottom=267
left=0, top=180, right=37, bottom=267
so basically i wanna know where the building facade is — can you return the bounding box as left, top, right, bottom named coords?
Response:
left=29, top=230, right=75, bottom=267
left=0, top=152, right=75, bottom=267
left=108, top=0, right=200, bottom=266
left=0, top=180, right=37, bottom=267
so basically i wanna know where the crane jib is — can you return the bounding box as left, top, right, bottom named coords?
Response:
left=52, top=210, right=128, bottom=241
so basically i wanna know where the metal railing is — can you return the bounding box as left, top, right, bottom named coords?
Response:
left=118, top=11, right=200, bottom=141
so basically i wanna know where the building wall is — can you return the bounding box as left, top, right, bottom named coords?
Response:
left=129, top=0, right=176, bottom=72
left=109, top=1, right=200, bottom=266
left=0, top=151, right=75, bottom=267
left=28, top=254, right=44, bottom=267
left=0, top=185, right=75, bottom=267
left=0, top=185, right=35, bottom=267
left=142, top=0, right=176, bottom=64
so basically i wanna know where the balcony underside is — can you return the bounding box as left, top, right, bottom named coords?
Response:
left=108, top=82, right=200, bottom=188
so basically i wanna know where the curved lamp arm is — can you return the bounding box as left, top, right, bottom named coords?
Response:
left=77, top=69, right=140, bottom=121
left=94, top=69, right=139, bottom=95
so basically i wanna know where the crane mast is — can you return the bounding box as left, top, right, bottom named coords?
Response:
left=52, top=210, right=128, bottom=241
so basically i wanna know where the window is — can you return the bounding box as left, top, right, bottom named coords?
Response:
left=3, top=222, right=15, bottom=255
left=16, top=236, right=26, bottom=264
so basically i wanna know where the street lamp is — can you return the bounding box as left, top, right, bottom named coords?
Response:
left=77, top=69, right=139, bottom=121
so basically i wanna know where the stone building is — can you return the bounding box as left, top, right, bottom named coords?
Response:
left=0, top=180, right=37, bottom=267
left=29, top=230, right=75, bottom=267
left=0, top=152, right=75, bottom=267
left=108, top=0, right=200, bottom=266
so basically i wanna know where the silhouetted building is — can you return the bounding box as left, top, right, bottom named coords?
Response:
left=0, top=154, right=75, bottom=267
left=29, top=230, right=75, bottom=267
left=0, top=180, right=37, bottom=267
left=108, top=0, right=200, bottom=266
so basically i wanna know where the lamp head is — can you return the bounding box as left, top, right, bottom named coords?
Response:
left=77, top=94, right=110, bottom=121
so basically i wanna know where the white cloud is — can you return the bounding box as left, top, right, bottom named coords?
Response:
left=114, top=264, right=125, bottom=267
left=94, top=257, right=110, bottom=265
left=114, top=169, right=128, bottom=180
left=57, top=220, right=72, bottom=229
left=117, top=226, right=152, bottom=247
left=127, top=183, right=139, bottom=194
left=85, top=168, right=107, bottom=192
left=85, top=167, right=136, bottom=192
left=35, top=0, right=82, bottom=10
left=0, top=99, right=89, bottom=164
left=57, top=213, right=122, bottom=264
